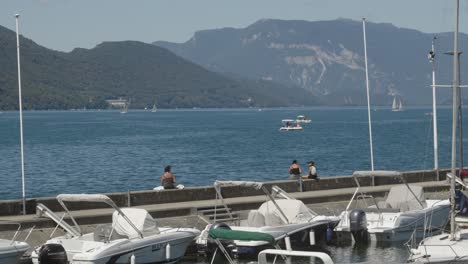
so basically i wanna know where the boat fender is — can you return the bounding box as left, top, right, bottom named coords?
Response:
left=326, top=226, right=333, bottom=242
left=166, top=243, right=171, bottom=259
left=130, top=254, right=135, bottom=264
left=309, top=231, right=315, bottom=245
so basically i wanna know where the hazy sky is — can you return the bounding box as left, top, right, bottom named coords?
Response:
left=1, top=0, right=468, bottom=52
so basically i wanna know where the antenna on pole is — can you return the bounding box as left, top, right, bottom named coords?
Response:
left=429, top=36, right=439, bottom=181
left=15, top=13, right=27, bottom=215
left=362, top=18, right=375, bottom=186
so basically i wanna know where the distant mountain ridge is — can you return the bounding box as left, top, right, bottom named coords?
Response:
left=0, top=25, right=316, bottom=110
left=155, top=18, right=468, bottom=105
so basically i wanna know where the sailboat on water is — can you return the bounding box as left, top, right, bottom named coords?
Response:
left=392, top=96, right=403, bottom=112
left=151, top=103, right=157, bottom=112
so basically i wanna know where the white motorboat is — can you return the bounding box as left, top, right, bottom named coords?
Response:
left=0, top=239, right=29, bottom=264
left=407, top=174, right=468, bottom=263
left=334, top=171, right=450, bottom=243
left=279, top=119, right=303, bottom=131
left=0, top=222, right=31, bottom=264
left=31, top=194, right=200, bottom=264
left=295, top=115, right=311, bottom=123
left=197, top=181, right=339, bottom=254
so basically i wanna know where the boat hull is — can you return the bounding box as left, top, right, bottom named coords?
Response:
left=408, top=229, right=468, bottom=263
left=0, top=240, right=29, bottom=264
left=31, top=229, right=199, bottom=264
left=279, top=127, right=303, bottom=131
left=335, top=201, right=450, bottom=242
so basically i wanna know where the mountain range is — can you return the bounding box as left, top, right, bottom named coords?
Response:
left=156, top=18, right=468, bottom=106
left=1, top=18, right=467, bottom=110
left=0, top=25, right=315, bottom=110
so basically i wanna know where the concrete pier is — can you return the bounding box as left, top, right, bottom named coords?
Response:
left=0, top=169, right=449, bottom=232
left=0, top=169, right=447, bottom=217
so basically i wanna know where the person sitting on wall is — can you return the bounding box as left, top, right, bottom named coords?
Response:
left=160, top=165, right=176, bottom=189
left=289, top=160, right=302, bottom=179
left=307, top=161, right=319, bottom=181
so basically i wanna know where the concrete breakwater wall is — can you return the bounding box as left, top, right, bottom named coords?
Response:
left=0, top=169, right=447, bottom=216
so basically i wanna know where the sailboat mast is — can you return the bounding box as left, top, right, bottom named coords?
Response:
left=15, top=14, right=26, bottom=215
left=362, top=18, right=375, bottom=186
left=450, top=0, right=460, bottom=240
left=430, top=37, right=439, bottom=180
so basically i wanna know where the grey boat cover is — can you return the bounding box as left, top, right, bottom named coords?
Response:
left=255, top=199, right=315, bottom=226
left=378, top=185, right=425, bottom=212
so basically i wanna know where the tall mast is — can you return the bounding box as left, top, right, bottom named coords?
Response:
left=362, top=18, right=375, bottom=186
left=429, top=37, right=439, bottom=180
left=15, top=14, right=26, bottom=215
left=450, top=0, right=459, bottom=240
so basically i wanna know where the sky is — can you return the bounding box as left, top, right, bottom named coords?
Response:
left=1, top=0, right=468, bottom=52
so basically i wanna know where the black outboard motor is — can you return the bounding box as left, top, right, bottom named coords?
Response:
left=349, top=209, right=368, bottom=243
left=206, top=222, right=236, bottom=261
left=37, top=244, right=68, bottom=264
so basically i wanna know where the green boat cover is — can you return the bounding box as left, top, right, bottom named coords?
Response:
left=208, top=228, right=275, bottom=244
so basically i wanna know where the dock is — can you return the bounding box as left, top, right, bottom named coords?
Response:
left=0, top=169, right=450, bottom=249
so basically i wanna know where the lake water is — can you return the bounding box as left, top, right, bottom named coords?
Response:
left=0, top=107, right=465, bottom=200
left=177, top=242, right=410, bottom=263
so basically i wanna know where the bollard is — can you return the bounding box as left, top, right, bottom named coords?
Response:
left=309, top=230, right=315, bottom=245
left=166, top=243, right=171, bottom=259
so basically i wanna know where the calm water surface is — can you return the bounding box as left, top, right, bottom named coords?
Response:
left=0, top=106, right=465, bottom=200
left=2, top=106, right=459, bottom=263
left=178, top=242, right=409, bottom=263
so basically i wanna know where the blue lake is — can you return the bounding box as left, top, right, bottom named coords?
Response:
left=0, top=107, right=465, bottom=200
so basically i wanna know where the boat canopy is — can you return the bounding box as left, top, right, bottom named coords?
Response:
left=281, top=119, right=295, bottom=123
left=214, top=180, right=263, bottom=191
left=56, top=194, right=144, bottom=238
left=297, top=115, right=306, bottom=118
left=378, top=185, right=425, bottom=211
left=208, top=228, right=275, bottom=244
left=112, top=208, right=157, bottom=239
left=257, top=199, right=316, bottom=225
left=57, top=194, right=117, bottom=207
left=352, top=170, right=401, bottom=178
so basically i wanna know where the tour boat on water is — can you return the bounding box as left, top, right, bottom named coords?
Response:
left=296, top=115, right=311, bottom=123
left=279, top=119, right=303, bottom=131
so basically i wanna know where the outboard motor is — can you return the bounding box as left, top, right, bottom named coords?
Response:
left=37, top=244, right=68, bottom=264
left=349, top=209, right=368, bottom=243
left=206, top=222, right=236, bottom=261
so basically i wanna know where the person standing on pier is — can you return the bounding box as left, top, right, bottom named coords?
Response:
left=289, top=160, right=303, bottom=192
left=160, top=165, right=176, bottom=189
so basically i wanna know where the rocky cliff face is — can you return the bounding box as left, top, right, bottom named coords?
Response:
left=156, top=19, right=465, bottom=105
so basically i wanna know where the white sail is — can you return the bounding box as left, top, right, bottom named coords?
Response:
left=151, top=103, right=157, bottom=112
left=392, top=97, right=403, bottom=112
